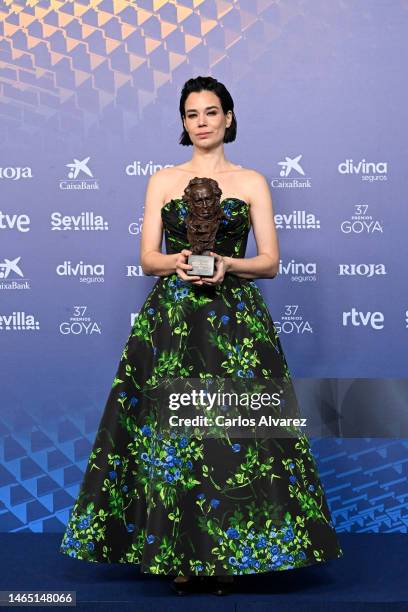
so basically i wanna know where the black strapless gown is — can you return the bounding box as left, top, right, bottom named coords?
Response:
left=59, top=197, right=343, bottom=576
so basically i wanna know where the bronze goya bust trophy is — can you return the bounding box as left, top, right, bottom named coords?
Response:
left=182, top=177, right=228, bottom=277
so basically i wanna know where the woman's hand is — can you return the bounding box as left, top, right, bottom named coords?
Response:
left=201, top=251, right=227, bottom=286
left=175, top=249, right=227, bottom=286
left=175, top=249, right=204, bottom=285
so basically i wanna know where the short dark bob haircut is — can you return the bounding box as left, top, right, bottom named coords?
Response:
left=179, top=76, right=237, bottom=146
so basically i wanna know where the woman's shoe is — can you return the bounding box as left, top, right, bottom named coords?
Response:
left=170, top=576, right=199, bottom=596
left=209, top=576, right=234, bottom=596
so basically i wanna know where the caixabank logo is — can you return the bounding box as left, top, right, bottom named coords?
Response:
left=0, top=256, right=30, bottom=290
left=271, top=154, right=311, bottom=189
left=59, top=157, right=99, bottom=190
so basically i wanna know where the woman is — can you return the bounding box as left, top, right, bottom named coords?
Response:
left=60, top=76, right=343, bottom=597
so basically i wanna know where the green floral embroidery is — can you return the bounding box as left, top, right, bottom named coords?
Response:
left=60, top=196, right=343, bottom=575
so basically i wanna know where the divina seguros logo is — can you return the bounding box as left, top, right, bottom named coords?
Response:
left=338, top=159, right=388, bottom=182
left=56, top=260, right=105, bottom=283
left=278, top=259, right=317, bottom=283
left=125, top=161, right=173, bottom=176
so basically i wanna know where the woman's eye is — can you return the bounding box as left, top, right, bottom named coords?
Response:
left=188, top=111, right=217, bottom=117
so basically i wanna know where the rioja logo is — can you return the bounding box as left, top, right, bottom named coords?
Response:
left=0, top=166, right=33, bottom=180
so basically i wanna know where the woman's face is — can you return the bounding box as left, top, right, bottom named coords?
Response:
left=183, top=90, right=231, bottom=147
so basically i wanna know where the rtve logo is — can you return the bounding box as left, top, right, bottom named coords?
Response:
left=342, top=308, right=384, bottom=329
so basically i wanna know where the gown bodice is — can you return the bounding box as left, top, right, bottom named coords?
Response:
left=161, top=197, right=251, bottom=259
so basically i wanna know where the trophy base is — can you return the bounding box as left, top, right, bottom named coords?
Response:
left=187, top=254, right=215, bottom=277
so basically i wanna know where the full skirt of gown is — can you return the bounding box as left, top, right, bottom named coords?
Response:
left=59, top=196, right=343, bottom=575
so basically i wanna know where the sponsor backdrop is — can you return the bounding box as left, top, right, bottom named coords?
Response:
left=1, top=1, right=407, bottom=535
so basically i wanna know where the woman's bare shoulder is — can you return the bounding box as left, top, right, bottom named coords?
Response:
left=235, top=167, right=267, bottom=193
left=148, top=166, right=174, bottom=195
left=152, top=165, right=183, bottom=191
left=239, top=166, right=265, bottom=178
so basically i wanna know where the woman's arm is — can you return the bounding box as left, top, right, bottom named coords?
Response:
left=140, top=171, right=179, bottom=276
left=223, top=171, right=280, bottom=279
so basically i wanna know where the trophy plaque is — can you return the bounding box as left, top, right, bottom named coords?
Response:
left=182, top=177, right=228, bottom=277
